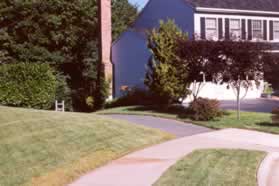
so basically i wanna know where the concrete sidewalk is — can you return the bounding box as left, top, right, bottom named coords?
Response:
left=69, top=128, right=279, bottom=186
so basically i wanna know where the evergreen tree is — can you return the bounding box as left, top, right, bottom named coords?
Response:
left=145, top=20, right=191, bottom=104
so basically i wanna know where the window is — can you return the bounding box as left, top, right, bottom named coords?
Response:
left=274, top=21, right=279, bottom=40
left=230, top=19, right=241, bottom=39
left=252, top=20, right=263, bottom=39
left=205, top=18, right=217, bottom=39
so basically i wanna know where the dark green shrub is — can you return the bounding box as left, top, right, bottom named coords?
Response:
left=272, top=108, right=279, bottom=124
left=0, top=63, right=57, bottom=109
left=188, top=98, right=222, bottom=121
left=106, top=88, right=157, bottom=108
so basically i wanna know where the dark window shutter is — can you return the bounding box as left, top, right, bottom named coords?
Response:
left=263, top=20, right=267, bottom=40
left=270, top=20, right=274, bottom=40
left=248, top=19, right=252, bottom=40
left=225, top=18, right=230, bottom=40
left=218, top=18, right=223, bottom=40
left=241, top=19, right=246, bottom=40
left=201, top=17, right=206, bottom=39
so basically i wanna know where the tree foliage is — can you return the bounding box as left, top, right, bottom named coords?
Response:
left=145, top=20, right=190, bottom=104
left=112, top=0, right=138, bottom=41
left=212, top=40, right=268, bottom=119
left=0, top=0, right=137, bottom=111
left=264, top=55, right=279, bottom=90
left=176, top=40, right=219, bottom=100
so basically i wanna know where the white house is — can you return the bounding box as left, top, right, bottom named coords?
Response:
left=112, top=0, right=279, bottom=100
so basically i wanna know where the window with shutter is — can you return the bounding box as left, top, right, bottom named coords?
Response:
left=274, top=21, right=279, bottom=40
left=252, top=20, right=263, bottom=40
left=205, top=18, right=218, bottom=40
left=229, top=19, right=241, bottom=39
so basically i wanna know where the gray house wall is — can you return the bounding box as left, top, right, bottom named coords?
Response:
left=112, top=0, right=195, bottom=97
left=112, top=30, right=149, bottom=97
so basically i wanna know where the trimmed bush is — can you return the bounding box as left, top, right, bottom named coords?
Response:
left=272, top=108, right=279, bottom=124
left=189, top=98, right=222, bottom=121
left=0, top=63, right=57, bottom=109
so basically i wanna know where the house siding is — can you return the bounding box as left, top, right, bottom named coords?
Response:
left=133, top=0, right=195, bottom=35
left=112, top=30, right=149, bottom=98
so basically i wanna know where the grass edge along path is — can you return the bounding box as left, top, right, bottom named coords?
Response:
left=153, top=149, right=266, bottom=186
left=97, top=106, right=278, bottom=134
left=0, top=106, right=174, bottom=186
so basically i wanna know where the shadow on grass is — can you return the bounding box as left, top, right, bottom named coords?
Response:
left=256, top=122, right=279, bottom=128
left=125, top=105, right=192, bottom=118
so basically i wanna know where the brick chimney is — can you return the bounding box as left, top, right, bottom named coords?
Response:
left=99, top=0, right=113, bottom=94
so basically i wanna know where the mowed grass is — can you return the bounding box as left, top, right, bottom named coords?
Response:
left=153, top=149, right=266, bottom=186
left=0, top=106, right=173, bottom=186
left=98, top=106, right=278, bottom=134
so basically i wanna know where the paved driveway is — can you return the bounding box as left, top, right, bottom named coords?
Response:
left=184, top=99, right=279, bottom=113
left=107, top=115, right=212, bottom=138
left=220, top=99, right=279, bottom=113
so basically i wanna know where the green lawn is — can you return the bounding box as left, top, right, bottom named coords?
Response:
left=153, top=149, right=266, bottom=186
left=98, top=106, right=278, bottom=134
left=0, top=106, right=173, bottom=186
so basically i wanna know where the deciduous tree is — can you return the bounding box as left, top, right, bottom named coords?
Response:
left=176, top=39, right=217, bottom=100
left=212, top=40, right=269, bottom=120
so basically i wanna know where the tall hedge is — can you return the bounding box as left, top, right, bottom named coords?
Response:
left=0, top=63, right=57, bottom=109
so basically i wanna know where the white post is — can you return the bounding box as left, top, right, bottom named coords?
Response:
left=55, top=100, right=65, bottom=112
left=62, top=101, right=65, bottom=112
left=55, top=100, right=58, bottom=112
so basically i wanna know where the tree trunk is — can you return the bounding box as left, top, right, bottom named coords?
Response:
left=236, top=86, right=241, bottom=120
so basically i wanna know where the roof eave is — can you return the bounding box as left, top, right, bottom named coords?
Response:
left=195, top=7, right=279, bottom=16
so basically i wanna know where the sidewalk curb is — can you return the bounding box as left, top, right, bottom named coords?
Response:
left=258, top=153, right=279, bottom=186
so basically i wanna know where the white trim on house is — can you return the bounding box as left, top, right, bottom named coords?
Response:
left=196, top=7, right=279, bottom=16
left=195, top=13, right=279, bottom=42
